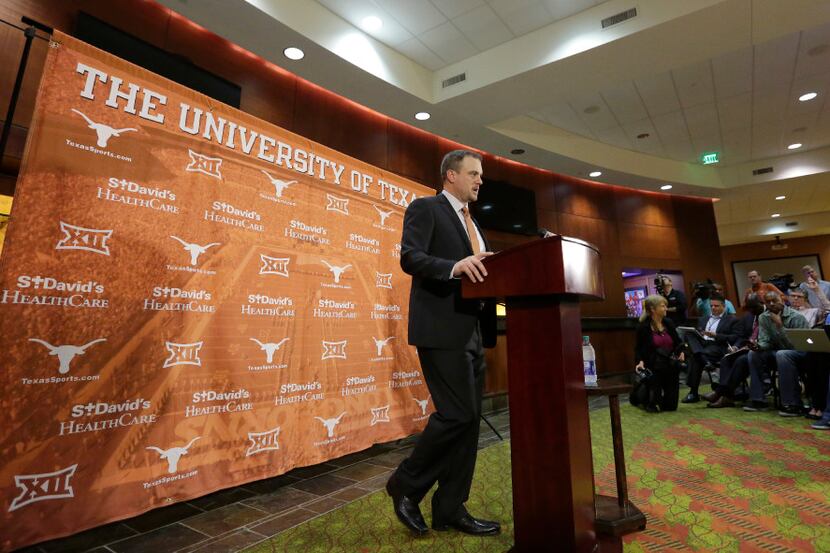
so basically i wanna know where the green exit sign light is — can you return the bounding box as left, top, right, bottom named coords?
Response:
left=701, top=152, right=719, bottom=165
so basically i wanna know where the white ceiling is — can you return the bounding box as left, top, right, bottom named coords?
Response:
left=527, top=28, right=830, bottom=166
left=156, top=0, right=830, bottom=245
left=316, top=0, right=608, bottom=70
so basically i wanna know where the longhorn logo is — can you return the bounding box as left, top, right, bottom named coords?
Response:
left=169, top=236, right=220, bottom=266
left=325, top=193, right=349, bottom=215
left=9, top=464, right=78, bottom=512
left=56, top=221, right=112, bottom=256
left=246, top=426, right=281, bottom=456
left=321, top=340, right=347, bottom=360
left=373, top=204, right=394, bottom=226
left=29, top=338, right=106, bottom=374
left=260, top=170, right=296, bottom=197
left=315, top=412, right=346, bottom=438
left=163, top=341, right=203, bottom=368
left=249, top=337, right=290, bottom=364
left=375, top=272, right=393, bottom=289
left=321, top=260, right=351, bottom=283
left=371, top=336, right=394, bottom=357
left=146, top=437, right=201, bottom=474
left=259, top=254, right=290, bottom=277
left=71, top=108, right=136, bottom=147
left=370, top=405, right=390, bottom=426
left=186, top=149, right=222, bottom=179
left=413, top=395, right=431, bottom=416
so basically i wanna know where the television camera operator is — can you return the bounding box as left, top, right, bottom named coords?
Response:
left=656, top=274, right=687, bottom=326
left=690, top=280, right=736, bottom=317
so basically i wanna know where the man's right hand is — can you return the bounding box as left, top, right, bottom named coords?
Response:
left=452, top=252, right=493, bottom=283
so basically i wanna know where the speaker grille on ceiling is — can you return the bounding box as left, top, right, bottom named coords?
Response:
left=442, top=73, right=466, bottom=88
left=752, top=166, right=774, bottom=175
left=601, top=8, right=637, bottom=29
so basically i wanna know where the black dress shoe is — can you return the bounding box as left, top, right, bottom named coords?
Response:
left=386, top=476, right=428, bottom=535
left=433, top=513, right=501, bottom=535
left=681, top=392, right=700, bottom=404
left=701, top=391, right=720, bottom=403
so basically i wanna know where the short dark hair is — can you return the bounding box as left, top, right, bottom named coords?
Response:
left=709, top=293, right=725, bottom=303
left=440, top=149, right=482, bottom=183
left=745, top=293, right=762, bottom=311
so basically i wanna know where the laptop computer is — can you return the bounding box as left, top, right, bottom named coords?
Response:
left=786, top=328, right=830, bottom=353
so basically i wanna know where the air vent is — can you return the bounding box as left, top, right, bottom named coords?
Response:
left=442, top=72, right=466, bottom=88
left=601, top=8, right=637, bottom=29
left=752, top=166, right=774, bottom=175
left=785, top=221, right=798, bottom=227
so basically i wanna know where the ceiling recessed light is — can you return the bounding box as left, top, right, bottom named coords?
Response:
left=361, top=16, right=383, bottom=31
left=798, top=92, right=818, bottom=102
left=775, top=195, right=786, bottom=200
left=787, top=143, right=802, bottom=150
left=588, top=171, right=602, bottom=177
left=771, top=213, right=781, bottom=218
left=283, top=47, right=304, bottom=60
left=510, top=148, right=525, bottom=155
left=414, top=112, right=430, bottom=121
left=660, top=184, right=673, bottom=190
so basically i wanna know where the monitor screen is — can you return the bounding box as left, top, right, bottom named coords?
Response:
left=470, top=178, right=537, bottom=236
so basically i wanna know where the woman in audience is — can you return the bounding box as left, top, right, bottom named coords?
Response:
left=634, top=295, right=685, bottom=411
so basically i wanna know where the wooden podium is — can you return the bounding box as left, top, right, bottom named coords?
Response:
left=462, top=235, right=619, bottom=552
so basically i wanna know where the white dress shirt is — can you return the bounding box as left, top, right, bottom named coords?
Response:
left=703, top=315, right=721, bottom=341
left=442, top=190, right=486, bottom=279
left=441, top=190, right=485, bottom=253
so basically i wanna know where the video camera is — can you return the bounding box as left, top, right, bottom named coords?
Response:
left=691, top=279, right=715, bottom=300
left=654, top=272, right=668, bottom=295
left=768, top=273, right=794, bottom=294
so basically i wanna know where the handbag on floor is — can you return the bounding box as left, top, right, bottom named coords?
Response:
left=631, top=350, right=680, bottom=412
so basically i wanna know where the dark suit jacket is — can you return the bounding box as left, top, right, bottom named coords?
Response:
left=696, top=314, right=742, bottom=346
left=401, top=194, right=497, bottom=350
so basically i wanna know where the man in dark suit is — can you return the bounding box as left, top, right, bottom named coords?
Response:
left=681, top=293, right=741, bottom=403
left=386, top=149, right=499, bottom=537
left=704, top=294, right=764, bottom=408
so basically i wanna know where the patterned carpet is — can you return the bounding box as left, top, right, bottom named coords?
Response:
left=247, top=401, right=830, bottom=553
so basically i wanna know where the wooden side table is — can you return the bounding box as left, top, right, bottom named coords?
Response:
left=586, top=380, right=647, bottom=539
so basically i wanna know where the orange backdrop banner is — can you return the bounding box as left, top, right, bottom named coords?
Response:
left=0, top=31, right=434, bottom=551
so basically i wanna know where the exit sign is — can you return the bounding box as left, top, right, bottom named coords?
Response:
left=701, top=152, right=719, bottom=165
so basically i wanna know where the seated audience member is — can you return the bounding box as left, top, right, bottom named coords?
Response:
left=743, top=270, right=784, bottom=306
left=799, top=265, right=830, bottom=309
left=634, top=294, right=686, bottom=411
left=693, top=283, right=736, bottom=317
left=812, top=379, right=830, bottom=430
left=787, top=288, right=822, bottom=327
left=801, top=278, right=830, bottom=325
left=659, top=276, right=687, bottom=326
left=810, top=314, right=830, bottom=429
left=681, top=294, right=742, bottom=403
left=743, top=291, right=809, bottom=416
left=706, top=294, right=764, bottom=408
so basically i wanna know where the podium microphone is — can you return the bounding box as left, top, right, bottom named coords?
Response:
left=537, top=228, right=556, bottom=238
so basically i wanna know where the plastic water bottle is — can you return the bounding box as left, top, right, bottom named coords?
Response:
left=582, top=336, right=597, bottom=386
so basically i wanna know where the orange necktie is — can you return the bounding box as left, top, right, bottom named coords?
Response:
left=461, top=206, right=481, bottom=255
